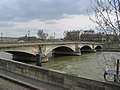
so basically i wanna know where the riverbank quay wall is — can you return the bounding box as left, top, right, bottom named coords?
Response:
left=0, top=58, right=120, bottom=90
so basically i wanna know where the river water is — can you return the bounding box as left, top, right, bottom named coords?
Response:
left=0, top=51, right=120, bottom=81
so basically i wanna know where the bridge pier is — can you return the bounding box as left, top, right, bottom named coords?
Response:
left=75, top=44, right=81, bottom=55
left=41, top=55, right=48, bottom=62
left=81, top=49, right=96, bottom=53
left=36, top=53, right=42, bottom=66
left=52, top=50, right=81, bottom=56
left=74, top=52, right=81, bottom=55
left=88, top=49, right=96, bottom=53
left=92, top=49, right=97, bottom=52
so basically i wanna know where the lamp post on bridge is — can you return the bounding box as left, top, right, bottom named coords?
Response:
left=28, top=30, right=30, bottom=41
left=54, top=32, right=55, bottom=40
left=1, top=33, right=3, bottom=42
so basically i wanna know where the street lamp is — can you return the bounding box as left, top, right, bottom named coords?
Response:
left=54, top=32, right=55, bottom=40
left=1, top=33, right=3, bottom=42
left=28, top=31, right=30, bottom=41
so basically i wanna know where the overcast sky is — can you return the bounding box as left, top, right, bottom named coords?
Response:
left=0, top=0, right=96, bottom=38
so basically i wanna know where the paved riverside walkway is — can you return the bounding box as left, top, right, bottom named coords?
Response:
left=0, top=69, right=66, bottom=90
left=0, top=77, right=31, bottom=90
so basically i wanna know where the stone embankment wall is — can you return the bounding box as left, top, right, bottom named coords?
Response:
left=0, top=58, right=120, bottom=90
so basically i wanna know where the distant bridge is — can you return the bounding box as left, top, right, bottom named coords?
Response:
left=0, top=42, right=103, bottom=62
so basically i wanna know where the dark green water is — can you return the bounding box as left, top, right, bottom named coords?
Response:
left=0, top=51, right=120, bottom=81
left=43, top=52, right=104, bottom=81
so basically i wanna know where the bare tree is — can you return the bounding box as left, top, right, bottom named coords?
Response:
left=37, top=30, right=48, bottom=41
left=48, top=36, right=55, bottom=40
left=90, top=0, right=120, bottom=46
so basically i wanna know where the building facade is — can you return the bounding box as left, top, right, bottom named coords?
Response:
left=64, top=30, right=106, bottom=42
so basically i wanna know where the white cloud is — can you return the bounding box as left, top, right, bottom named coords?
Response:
left=56, top=14, right=95, bottom=30
left=0, top=0, right=96, bottom=38
left=1, top=14, right=95, bottom=38
left=0, top=0, right=92, bottom=21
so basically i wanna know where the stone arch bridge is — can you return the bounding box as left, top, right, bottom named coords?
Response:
left=0, top=42, right=103, bottom=62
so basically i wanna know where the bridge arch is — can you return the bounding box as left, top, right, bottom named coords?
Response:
left=6, top=51, right=36, bottom=56
left=52, top=46, right=75, bottom=56
left=80, top=45, right=93, bottom=52
left=5, top=51, right=36, bottom=61
left=95, top=45, right=102, bottom=51
left=78, top=45, right=93, bottom=49
left=45, top=45, right=75, bottom=56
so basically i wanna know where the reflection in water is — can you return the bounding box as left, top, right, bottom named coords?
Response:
left=0, top=51, right=119, bottom=81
